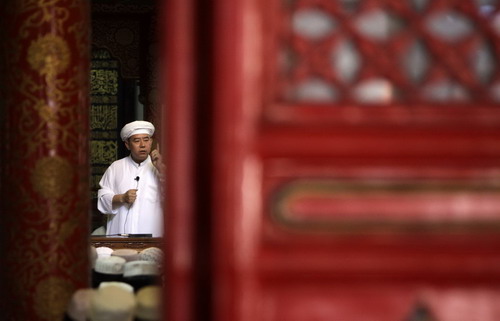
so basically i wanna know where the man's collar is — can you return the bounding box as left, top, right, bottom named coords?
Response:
left=127, top=155, right=151, bottom=167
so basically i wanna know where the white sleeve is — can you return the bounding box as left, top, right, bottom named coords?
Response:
left=97, top=166, right=119, bottom=215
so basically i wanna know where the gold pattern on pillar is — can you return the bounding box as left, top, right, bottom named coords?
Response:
left=1, top=0, right=90, bottom=320
left=28, top=34, right=70, bottom=77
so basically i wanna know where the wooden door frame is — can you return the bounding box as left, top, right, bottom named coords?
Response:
left=161, top=0, right=196, bottom=320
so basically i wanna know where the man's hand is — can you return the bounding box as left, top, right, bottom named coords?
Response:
left=111, top=189, right=138, bottom=209
left=150, top=146, right=165, bottom=174
left=122, top=189, right=138, bottom=204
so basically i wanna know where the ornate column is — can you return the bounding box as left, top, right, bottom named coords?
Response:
left=0, top=1, right=91, bottom=320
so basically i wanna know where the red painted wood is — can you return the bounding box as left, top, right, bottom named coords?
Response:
left=0, top=0, right=91, bottom=320
left=160, top=0, right=196, bottom=319
left=212, top=0, right=263, bottom=319
left=165, top=0, right=500, bottom=320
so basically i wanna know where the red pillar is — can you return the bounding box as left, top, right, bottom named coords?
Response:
left=0, top=1, right=91, bottom=320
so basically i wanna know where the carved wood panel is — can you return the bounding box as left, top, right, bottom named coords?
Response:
left=207, top=0, right=500, bottom=320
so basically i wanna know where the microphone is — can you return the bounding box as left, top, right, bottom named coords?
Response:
left=123, top=176, right=140, bottom=234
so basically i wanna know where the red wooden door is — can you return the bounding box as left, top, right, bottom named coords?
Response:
left=164, top=1, right=500, bottom=320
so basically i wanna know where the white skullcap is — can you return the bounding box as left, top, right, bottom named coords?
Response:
left=89, top=284, right=136, bottom=321
left=111, top=249, right=140, bottom=262
left=123, top=260, right=160, bottom=278
left=95, top=247, right=113, bottom=258
left=135, top=286, right=162, bottom=321
left=66, top=288, right=97, bottom=321
left=120, top=120, right=155, bottom=141
left=99, top=282, right=134, bottom=293
left=94, top=256, right=126, bottom=275
left=139, top=247, right=164, bottom=266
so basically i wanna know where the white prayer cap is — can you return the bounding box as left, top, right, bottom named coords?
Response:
left=135, top=286, right=162, bottom=321
left=120, top=120, right=155, bottom=141
left=95, top=246, right=113, bottom=258
left=111, top=248, right=140, bottom=262
left=94, top=256, right=126, bottom=275
left=89, top=284, right=136, bottom=321
left=66, top=288, right=97, bottom=321
left=139, top=247, right=164, bottom=266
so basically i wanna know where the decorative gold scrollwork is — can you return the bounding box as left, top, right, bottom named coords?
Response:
left=34, top=276, right=73, bottom=321
left=31, top=156, right=74, bottom=199
left=27, top=34, right=70, bottom=77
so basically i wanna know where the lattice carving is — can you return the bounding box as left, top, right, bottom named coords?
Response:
left=277, top=0, right=500, bottom=105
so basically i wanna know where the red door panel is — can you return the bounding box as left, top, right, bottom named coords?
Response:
left=165, top=0, right=500, bottom=320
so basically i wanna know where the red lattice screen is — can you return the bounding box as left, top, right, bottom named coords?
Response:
left=272, top=0, right=500, bottom=106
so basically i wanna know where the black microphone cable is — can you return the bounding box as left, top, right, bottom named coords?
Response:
left=122, top=176, right=140, bottom=235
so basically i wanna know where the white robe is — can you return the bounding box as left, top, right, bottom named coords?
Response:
left=97, top=155, right=164, bottom=237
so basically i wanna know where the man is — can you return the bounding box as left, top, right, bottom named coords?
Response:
left=97, top=120, right=164, bottom=237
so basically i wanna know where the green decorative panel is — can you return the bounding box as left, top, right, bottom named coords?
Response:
left=90, top=49, right=119, bottom=216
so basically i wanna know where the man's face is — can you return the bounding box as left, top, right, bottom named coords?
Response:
left=125, top=134, right=152, bottom=163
